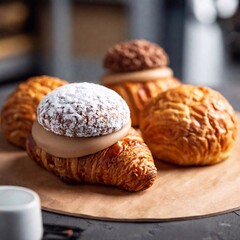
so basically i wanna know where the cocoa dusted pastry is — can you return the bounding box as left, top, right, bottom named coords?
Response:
left=101, top=39, right=181, bottom=127
left=0, top=76, right=68, bottom=148
left=26, top=82, right=157, bottom=192
left=140, top=85, right=238, bottom=166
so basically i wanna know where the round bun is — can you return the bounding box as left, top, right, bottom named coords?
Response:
left=38, top=82, right=130, bottom=137
left=103, top=39, right=169, bottom=72
left=0, top=75, right=67, bottom=148
left=140, top=85, right=238, bottom=166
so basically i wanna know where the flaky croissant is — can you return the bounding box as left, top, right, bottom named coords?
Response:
left=104, top=77, right=180, bottom=126
left=26, top=128, right=157, bottom=192
left=0, top=76, right=67, bottom=148
left=140, top=85, right=238, bottom=166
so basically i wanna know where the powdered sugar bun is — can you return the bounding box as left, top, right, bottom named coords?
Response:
left=37, top=82, right=130, bottom=137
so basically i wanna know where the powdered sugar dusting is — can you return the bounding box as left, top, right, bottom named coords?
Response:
left=37, top=82, right=130, bottom=137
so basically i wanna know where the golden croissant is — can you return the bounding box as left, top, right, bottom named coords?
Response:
left=0, top=76, right=67, bottom=148
left=140, top=85, right=238, bottom=166
left=104, top=78, right=180, bottom=126
left=26, top=128, right=157, bottom=192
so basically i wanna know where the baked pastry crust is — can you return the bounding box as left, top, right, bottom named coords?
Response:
left=26, top=128, right=157, bottom=192
left=0, top=76, right=67, bottom=148
left=140, top=85, right=238, bottom=166
left=104, top=77, right=181, bottom=126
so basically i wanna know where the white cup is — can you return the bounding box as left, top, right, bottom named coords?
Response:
left=0, top=186, right=43, bottom=240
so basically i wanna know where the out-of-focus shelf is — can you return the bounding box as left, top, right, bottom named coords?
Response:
left=0, top=34, right=35, bottom=82
left=0, top=34, right=34, bottom=60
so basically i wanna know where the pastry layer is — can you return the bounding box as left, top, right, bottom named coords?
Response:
left=32, top=120, right=131, bottom=158
left=101, top=67, right=173, bottom=85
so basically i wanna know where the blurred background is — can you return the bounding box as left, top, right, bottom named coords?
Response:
left=0, top=0, right=239, bottom=88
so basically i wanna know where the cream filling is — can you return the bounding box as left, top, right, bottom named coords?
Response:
left=101, top=67, right=173, bottom=85
left=32, top=120, right=131, bottom=158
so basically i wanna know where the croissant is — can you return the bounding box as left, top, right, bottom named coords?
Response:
left=0, top=76, right=67, bottom=148
left=140, top=85, right=238, bottom=166
left=26, top=82, right=157, bottom=192
left=101, top=39, right=181, bottom=127
left=26, top=128, right=157, bottom=192
left=104, top=77, right=180, bottom=126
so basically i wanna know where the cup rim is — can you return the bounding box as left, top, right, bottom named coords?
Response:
left=0, top=185, right=41, bottom=212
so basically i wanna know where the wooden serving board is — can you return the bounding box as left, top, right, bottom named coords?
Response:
left=0, top=117, right=240, bottom=222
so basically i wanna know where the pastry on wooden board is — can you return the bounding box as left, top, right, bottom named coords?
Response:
left=140, top=85, right=238, bottom=166
left=101, top=39, right=181, bottom=127
left=26, top=83, right=157, bottom=192
left=0, top=75, right=68, bottom=148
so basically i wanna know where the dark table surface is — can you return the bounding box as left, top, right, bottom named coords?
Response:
left=1, top=80, right=240, bottom=240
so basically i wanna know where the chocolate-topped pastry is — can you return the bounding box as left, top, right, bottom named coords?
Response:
left=104, top=39, right=168, bottom=72
left=26, top=82, right=157, bottom=192
left=140, top=85, right=238, bottom=166
left=0, top=75, right=68, bottom=148
left=101, top=39, right=181, bottom=127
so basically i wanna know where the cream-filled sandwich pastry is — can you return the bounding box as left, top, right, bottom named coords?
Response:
left=101, top=39, right=181, bottom=127
left=26, top=82, right=157, bottom=192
